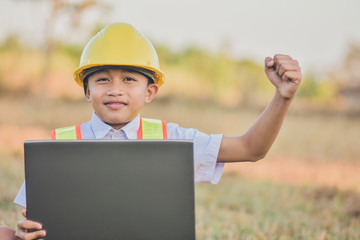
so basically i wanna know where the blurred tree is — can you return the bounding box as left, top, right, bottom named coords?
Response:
left=297, top=73, right=337, bottom=104
left=156, top=45, right=181, bottom=66
left=329, top=42, right=360, bottom=109
left=40, top=0, right=101, bottom=100
left=343, top=42, right=360, bottom=88
left=0, top=35, right=21, bottom=52
left=297, top=73, right=318, bottom=98
left=13, top=0, right=109, bottom=100
left=155, top=45, right=272, bottom=106
left=330, top=42, right=360, bottom=89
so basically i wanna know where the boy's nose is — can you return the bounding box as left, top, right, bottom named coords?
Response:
left=106, top=83, right=125, bottom=96
left=107, top=89, right=124, bottom=96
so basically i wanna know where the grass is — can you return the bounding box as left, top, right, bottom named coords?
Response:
left=2, top=157, right=360, bottom=239
left=0, top=156, right=23, bottom=228
left=1, top=95, right=360, bottom=238
left=195, top=174, right=360, bottom=239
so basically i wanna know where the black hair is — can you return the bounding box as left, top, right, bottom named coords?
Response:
left=83, top=77, right=89, bottom=95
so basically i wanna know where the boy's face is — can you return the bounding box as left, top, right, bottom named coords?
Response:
left=85, top=68, right=159, bottom=130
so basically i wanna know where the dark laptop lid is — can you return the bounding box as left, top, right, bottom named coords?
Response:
left=24, top=140, right=195, bottom=240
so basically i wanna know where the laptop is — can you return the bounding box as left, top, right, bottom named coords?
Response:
left=24, top=140, right=195, bottom=240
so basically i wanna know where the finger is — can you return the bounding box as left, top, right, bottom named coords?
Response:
left=264, top=57, right=274, bottom=69
left=282, top=71, right=302, bottom=83
left=275, top=59, right=281, bottom=73
left=15, top=229, right=46, bottom=240
left=22, top=209, right=27, bottom=218
left=282, top=73, right=289, bottom=82
left=276, top=61, right=300, bottom=77
left=274, top=54, right=294, bottom=71
left=277, top=59, right=300, bottom=69
left=15, top=229, right=25, bottom=240
left=17, top=219, right=42, bottom=231
left=278, top=63, right=301, bottom=77
left=273, top=54, right=293, bottom=60
left=278, top=65, right=286, bottom=77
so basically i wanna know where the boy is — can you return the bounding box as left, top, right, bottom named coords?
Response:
left=3, top=22, right=301, bottom=240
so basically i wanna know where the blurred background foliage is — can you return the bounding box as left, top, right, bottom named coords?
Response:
left=1, top=26, right=359, bottom=112
left=1, top=0, right=359, bottom=112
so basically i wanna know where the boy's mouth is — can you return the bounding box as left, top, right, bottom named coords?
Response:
left=104, top=101, right=127, bottom=110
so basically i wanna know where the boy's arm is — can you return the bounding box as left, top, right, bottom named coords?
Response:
left=217, top=54, right=302, bottom=163
left=0, top=226, right=16, bottom=240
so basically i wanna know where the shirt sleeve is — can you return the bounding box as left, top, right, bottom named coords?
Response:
left=14, top=181, right=27, bottom=209
left=166, top=122, right=224, bottom=184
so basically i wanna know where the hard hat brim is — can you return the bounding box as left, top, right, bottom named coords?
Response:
left=74, top=64, right=165, bottom=87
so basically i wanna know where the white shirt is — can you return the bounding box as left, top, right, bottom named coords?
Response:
left=14, top=113, right=224, bottom=208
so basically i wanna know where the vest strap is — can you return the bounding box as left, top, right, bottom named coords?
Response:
left=50, top=124, right=82, bottom=140
left=51, top=118, right=167, bottom=140
left=137, top=118, right=167, bottom=140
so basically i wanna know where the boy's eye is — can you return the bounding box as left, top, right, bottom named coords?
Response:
left=95, top=78, right=109, bottom=82
left=124, top=77, right=136, bottom=82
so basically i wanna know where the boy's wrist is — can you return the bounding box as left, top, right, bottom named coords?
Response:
left=274, top=90, right=294, bottom=105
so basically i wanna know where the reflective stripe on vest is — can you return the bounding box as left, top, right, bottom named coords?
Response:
left=137, top=118, right=167, bottom=140
left=50, top=124, right=82, bottom=140
left=50, top=118, right=167, bottom=140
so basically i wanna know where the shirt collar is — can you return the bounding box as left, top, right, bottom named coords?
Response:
left=121, top=114, right=140, bottom=140
left=91, top=112, right=113, bottom=139
left=90, top=112, right=140, bottom=139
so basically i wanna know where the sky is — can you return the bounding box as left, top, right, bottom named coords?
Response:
left=1, top=0, right=360, bottom=75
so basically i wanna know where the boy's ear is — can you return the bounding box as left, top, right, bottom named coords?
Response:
left=145, top=84, right=159, bottom=103
left=85, top=86, right=91, bottom=102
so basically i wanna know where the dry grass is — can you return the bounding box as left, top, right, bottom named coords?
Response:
left=1, top=95, right=360, bottom=238
left=224, top=158, right=360, bottom=193
left=195, top=174, right=360, bottom=239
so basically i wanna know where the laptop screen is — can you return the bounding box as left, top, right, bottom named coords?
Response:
left=25, top=140, right=195, bottom=240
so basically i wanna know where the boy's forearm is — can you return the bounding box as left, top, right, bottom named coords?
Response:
left=242, top=90, right=293, bottom=160
left=0, top=226, right=16, bottom=240
left=218, top=91, right=293, bottom=163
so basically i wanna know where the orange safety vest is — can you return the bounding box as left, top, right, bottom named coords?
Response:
left=50, top=118, right=167, bottom=140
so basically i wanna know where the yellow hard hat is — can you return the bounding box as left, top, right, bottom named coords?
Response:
left=73, top=23, right=165, bottom=87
